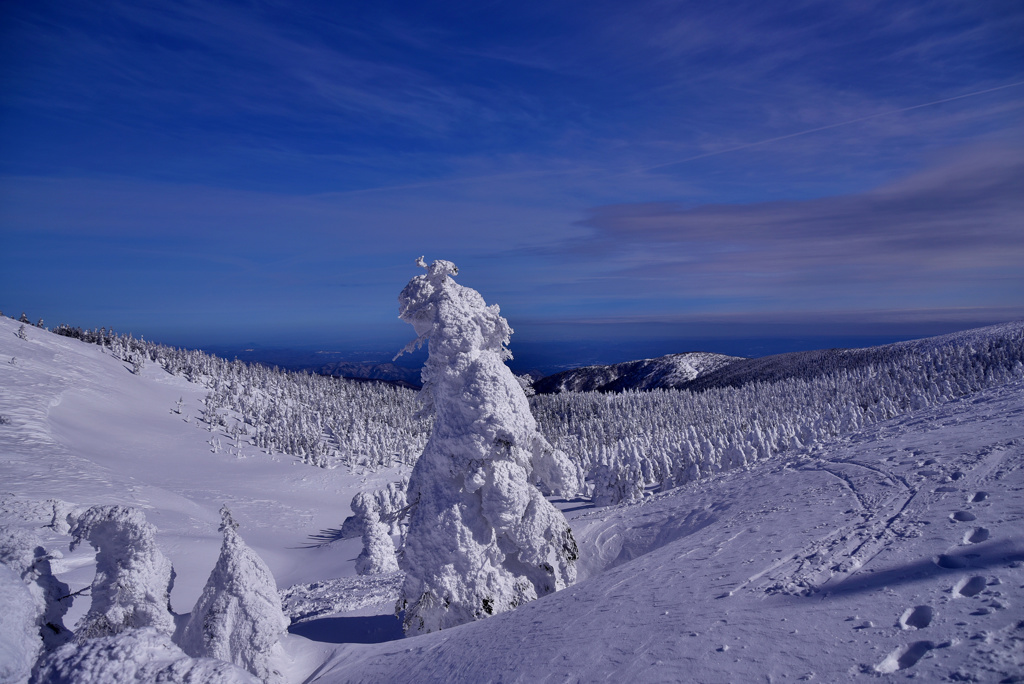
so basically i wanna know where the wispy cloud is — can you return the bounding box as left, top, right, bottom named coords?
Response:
left=572, top=145, right=1024, bottom=310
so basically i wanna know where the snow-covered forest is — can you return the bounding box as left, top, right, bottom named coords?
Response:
left=50, top=317, right=1024, bottom=507
left=50, top=323, right=429, bottom=469
left=3, top=296, right=1024, bottom=682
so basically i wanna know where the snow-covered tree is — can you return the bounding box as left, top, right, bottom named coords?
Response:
left=350, top=492, right=400, bottom=576
left=395, top=257, right=578, bottom=635
left=69, top=506, right=176, bottom=640
left=0, top=528, right=72, bottom=650
left=589, top=449, right=645, bottom=507
left=179, top=507, right=287, bottom=684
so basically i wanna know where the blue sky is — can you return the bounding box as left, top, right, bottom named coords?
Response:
left=2, top=0, right=1023, bottom=363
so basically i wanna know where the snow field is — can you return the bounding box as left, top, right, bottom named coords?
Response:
left=2, top=315, right=1023, bottom=681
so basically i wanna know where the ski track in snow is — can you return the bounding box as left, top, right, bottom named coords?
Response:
left=2, top=317, right=1023, bottom=682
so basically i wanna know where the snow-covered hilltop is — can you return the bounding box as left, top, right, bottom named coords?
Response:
left=1, top=311, right=1023, bottom=682
left=533, top=350, right=739, bottom=394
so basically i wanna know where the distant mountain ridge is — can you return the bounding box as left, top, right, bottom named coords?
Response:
left=532, top=351, right=741, bottom=394
left=532, top=321, right=1024, bottom=395
left=684, top=320, right=1024, bottom=393
left=315, top=361, right=422, bottom=388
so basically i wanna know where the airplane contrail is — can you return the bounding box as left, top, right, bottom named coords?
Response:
left=642, top=80, right=1024, bottom=173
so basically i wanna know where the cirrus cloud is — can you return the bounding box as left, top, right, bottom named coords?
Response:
left=574, top=145, right=1024, bottom=312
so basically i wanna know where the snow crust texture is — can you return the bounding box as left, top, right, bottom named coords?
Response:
left=396, top=258, right=578, bottom=634
left=68, top=505, right=176, bottom=640
left=179, top=507, right=288, bottom=684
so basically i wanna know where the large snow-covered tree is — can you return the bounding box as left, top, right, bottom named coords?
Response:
left=179, top=507, right=288, bottom=684
left=69, top=505, right=176, bottom=640
left=395, top=257, right=578, bottom=635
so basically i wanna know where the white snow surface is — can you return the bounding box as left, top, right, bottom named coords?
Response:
left=2, top=315, right=1023, bottom=681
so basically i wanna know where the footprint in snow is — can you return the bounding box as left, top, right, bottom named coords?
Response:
left=950, top=511, right=977, bottom=522
left=934, top=554, right=969, bottom=569
left=952, top=576, right=987, bottom=598
left=874, top=641, right=935, bottom=673
left=898, top=605, right=933, bottom=630
left=963, top=527, right=990, bottom=544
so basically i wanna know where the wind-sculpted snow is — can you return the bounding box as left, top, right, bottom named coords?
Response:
left=180, top=507, right=288, bottom=684
left=533, top=321, right=1024, bottom=494
left=395, top=258, right=578, bottom=635
left=69, top=506, right=176, bottom=640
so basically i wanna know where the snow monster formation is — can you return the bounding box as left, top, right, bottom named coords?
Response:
left=180, top=507, right=288, bottom=684
left=69, top=505, right=176, bottom=640
left=396, top=257, right=579, bottom=635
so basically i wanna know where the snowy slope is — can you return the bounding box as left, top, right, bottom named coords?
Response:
left=2, top=317, right=1023, bottom=682
left=0, top=317, right=407, bottom=679
left=533, top=351, right=740, bottom=394
left=318, top=380, right=1024, bottom=682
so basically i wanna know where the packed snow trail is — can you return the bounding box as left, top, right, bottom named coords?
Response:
left=315, top=380, right=1024, bottom=683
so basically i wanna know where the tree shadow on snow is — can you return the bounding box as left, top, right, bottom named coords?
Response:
left=819, top=540, right=1023, bottom=598
left=294, top=528, right=348, bottom=548
left=288, top=614, right=404, bottom=644
left=554, top=497, right=594, bottom=514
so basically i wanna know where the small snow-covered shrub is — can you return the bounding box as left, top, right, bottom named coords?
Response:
left=395, top=258, right=578, bottom=635
left=69, top=506, right=176, bottom=640
left=33, top=627, right=260, bottom=684
left=179, top=507, right=287, bottom=684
